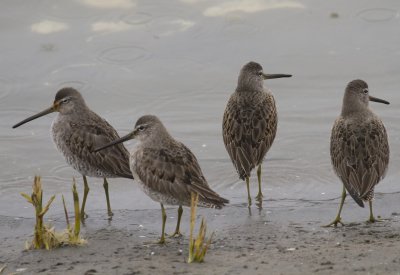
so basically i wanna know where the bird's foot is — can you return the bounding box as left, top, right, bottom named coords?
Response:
left=143, top=238, right=168, bottom=246
left=170, top=231, right=183, bottom=238
left=255, top=193, right=263, bottom=209
left=157, top=231, right=170, bottom=244
left=107, top=210, right=114, bottom=217
left=323, top=217, right=344, bottom=227
left=158, top=236, right=167, bottom=245
left=366, top=216, right=383, bottom=224
left=247, top=197, right=252, bottom=208
left=80, top=212, right=88, bottom=220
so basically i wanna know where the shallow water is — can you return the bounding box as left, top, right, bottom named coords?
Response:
left=1, top=0, right=399, bottom=217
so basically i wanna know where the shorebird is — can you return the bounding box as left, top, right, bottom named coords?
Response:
left=95, top=115, right=229, bottom=244
left=12, top=87, right=133, bottom=218
left=326, top=79, right=389, bottom=226
left=223, top=61, right=291, bottom=207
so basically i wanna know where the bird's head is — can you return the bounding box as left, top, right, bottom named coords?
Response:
left=237, top=61, right=292, bottom=91
left=343, top=79, right=389, bottom=113
left=12, top=87, right=86, bottom=129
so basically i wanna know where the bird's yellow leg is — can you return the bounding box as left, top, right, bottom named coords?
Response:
left=246, top=177, right=252, bottom=207
left=159, top=203, right=167, bottom=244
left=255, top=165, right=263, bottom=208
left=323, top=185, right=346, bottom=227
left=171, top=205, right=183, bottom=237
left=367, top=200, right=383, bottom=223
left=80, top=175, right=90, bottom=219
left=103, top=178, right=113, bottom=217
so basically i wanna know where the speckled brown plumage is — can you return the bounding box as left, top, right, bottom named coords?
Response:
left=223, top=89, right=277, bottom=180
left=121, top=115, right=229, bottom=209
left=331, top=113, right=389, bottom=205
left=51, top=102, right=132, bottom=180
left=222, top=61, right=291, bottom=206
left=326, top=79, right=390, bottom=226
left=13, top=87, right=133, bottom=218
left=331, top=80, right=389, bottom=205
left=94, top=115, right=228, bottom=242
left=132, top=139, right=228, bottom=209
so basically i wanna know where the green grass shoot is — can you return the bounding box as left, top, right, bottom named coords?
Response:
left=21, top=176, right=58, bottom=250
left=187, top=192, right=214, bottom=263
left=21, top=176, right=86, bottom=249
left=61, top=178, right=86, bottom=245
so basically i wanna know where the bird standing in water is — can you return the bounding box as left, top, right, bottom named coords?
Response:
left=13, top=87, right=133, bottom=218
left=95, top=115, right=228, bottom=244
left=326, top=79, right=389, bottom=226
left=223, top=61, right=291, bottom=207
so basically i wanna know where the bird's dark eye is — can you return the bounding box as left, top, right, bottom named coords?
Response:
left=258, top=72, right=263, bottom=76
left=363, top=88, right=368, bottom=94
left=138, top=125, right=145, bottom=131
left=61, top=98, right=69, bottom=104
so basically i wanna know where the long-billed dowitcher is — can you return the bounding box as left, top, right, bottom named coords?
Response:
left=325, top=79, right=389, bottom=226
left=223, top=61, right=291, bottom=207
left=12, top=87, right=133, bottom=218
left=94, top=115, right=228, bottom=244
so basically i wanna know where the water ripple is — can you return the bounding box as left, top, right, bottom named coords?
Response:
left=121, top=11, right=153, bottom=26
left=220, top=18, right=259, bottom=37
left=357, top=8, right=398, bottom=22
left=48, top=163, right=74, bottom=175
left=45, top=64, right=97, bottom=92
left=56, top=80, right=87, bottom=90
left=146, top=16, right=196, bottom=37
left=97, top=46, right=151, bottom=65
left=40, top=0, right=103, bottom=20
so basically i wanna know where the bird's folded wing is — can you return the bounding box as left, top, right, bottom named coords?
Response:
left=223, top=96, right=276, bottom=179
left=133, top=145, right=228, bottom=207
left=67, top=117, right=133, bottom=179
left=330, top=118, right=389, bottom=203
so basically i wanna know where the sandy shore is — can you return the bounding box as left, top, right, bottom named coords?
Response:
left=1, top=192, right=400, bottom=275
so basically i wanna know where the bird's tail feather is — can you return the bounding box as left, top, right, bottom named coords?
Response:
left=190, top=183, right=229, bottom=209
left=344, top=184, right=364, bottom=208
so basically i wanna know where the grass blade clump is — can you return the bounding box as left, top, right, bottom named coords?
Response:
left=187, top=193, right=214, bottom=263
left=22, top=176, right=86, bottom=249
left=61, top=179, right=86, bottom=245
left=21, top=176, right=58, bottom=250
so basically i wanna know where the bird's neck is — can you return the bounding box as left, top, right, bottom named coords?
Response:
left=236, top=76, right=264, bottom=92
left=236, top=85, right=264, bottom=94
left=341, top=94, right=370, bottom=117
left=59, top=105, right=91, bottom=118
left=341, top=103, right=372, bottom=118
left=142, top=128, right=175, bottom=148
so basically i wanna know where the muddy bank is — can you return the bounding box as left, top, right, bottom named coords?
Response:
left=1, top=192, right=400, bottom=275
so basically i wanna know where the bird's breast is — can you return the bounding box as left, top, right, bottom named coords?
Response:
left=129, top=144, right=142, bottom=179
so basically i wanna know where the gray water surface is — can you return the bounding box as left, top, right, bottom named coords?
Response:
left=1, top=0, right=399, bottom=217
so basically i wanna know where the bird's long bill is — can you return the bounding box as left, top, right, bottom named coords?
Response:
left=94, top=130, right=135, bottom=153
left=262, top=73, right=292, bottom=80
left=12, top=106, right=55, bottom=128
left=369, top=95, right=390, bottom=105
